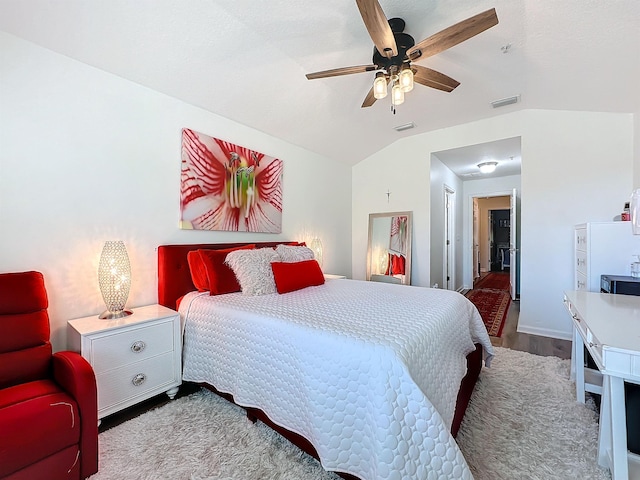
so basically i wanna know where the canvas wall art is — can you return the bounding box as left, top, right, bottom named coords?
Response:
left=180, top=128, right=283, bottom=233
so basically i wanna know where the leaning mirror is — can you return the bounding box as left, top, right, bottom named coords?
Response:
left=366, top=211, right=412, bottom=285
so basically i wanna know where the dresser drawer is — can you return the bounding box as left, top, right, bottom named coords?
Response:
left=575, top=251, right=588, bottom=275
left=96, top=352, right=177, bottom=413
left=90, top=320, right=175, bottom=374
left=575, top=228, right=587, bottom=251
left=575, top=272, right=588, bottom=291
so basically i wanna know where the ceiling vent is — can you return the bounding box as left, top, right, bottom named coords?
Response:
left=394, top=122, right=416, bottom=132
left=490, top=95, right=520, bottom=108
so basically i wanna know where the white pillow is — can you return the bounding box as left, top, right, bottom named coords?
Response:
left=225, top=248, right=280, bottom=295
left=274, top=244, right=315, bottom=263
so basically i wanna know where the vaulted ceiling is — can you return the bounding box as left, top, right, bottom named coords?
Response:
left=1, top=0, right=638, bottom=167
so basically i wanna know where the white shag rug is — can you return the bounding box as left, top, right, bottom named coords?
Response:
left=90, top=347, right=611, bottom=480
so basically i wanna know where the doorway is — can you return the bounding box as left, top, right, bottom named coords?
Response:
left=471, top=192, right=519, bottom=299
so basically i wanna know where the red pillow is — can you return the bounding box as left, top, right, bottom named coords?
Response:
left=187, top=251, right=209, bottom=292
left=271, top=259, right=325, bottom=294
left=199, top=245, right=255, bottom=295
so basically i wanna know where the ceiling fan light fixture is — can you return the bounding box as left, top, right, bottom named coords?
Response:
left=399, top=65, right=414, bottom=92
left=478, top=161, right=498, bottom=174
left=373, top=72, right=388, bottom=99
left=391, top=83, right=404, bottom=106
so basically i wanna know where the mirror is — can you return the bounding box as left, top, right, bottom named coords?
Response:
left=366, top=211, right=412, bottom=285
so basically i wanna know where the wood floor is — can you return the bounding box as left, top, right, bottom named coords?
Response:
left=472, top=271, right=572, bottom=359
left=491, top=298, right=572, bottom=359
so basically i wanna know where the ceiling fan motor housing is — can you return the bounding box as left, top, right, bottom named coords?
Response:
left=372, top=19, right=414, bottom=72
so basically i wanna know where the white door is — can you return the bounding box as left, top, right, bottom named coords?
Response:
left=444, top=187, right=455, bottom=290
left=509, top=188, right=517, bottom=299
left=473, top=199, right=480, bottom=280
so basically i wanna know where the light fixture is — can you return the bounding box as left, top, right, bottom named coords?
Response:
left=373, top=72, right=388, bottom=100
left=398, top=65, right=414, bottom=92
left=478, top=161, right=498, bottom=174
left=310, top=237, right=324, bottom=267
left=391, top=82, right=405, bottom=106
left=98, top=240, right=133, bottom=319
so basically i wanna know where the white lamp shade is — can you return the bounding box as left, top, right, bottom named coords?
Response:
left=98, top=240, right=133, bottom=319
left=373, top=74, right=387, bottom=99
left=399, top=67, right=414, bottom=92
left=391, top=84, right=405, bottom=105
left=310, top=237, right=323, bottom=267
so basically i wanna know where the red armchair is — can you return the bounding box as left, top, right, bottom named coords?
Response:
left=0, top=271, right=98, bottom=480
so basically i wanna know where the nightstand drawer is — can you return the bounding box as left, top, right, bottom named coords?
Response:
left=90, top=320, right=175, bottom=373
left=97, top=352, right=177, bottom=413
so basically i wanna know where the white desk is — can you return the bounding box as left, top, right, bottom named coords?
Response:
left=564, top=290, right=640, bottom=480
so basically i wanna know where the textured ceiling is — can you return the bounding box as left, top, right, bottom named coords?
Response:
left=1, top=0, right=638, bottom=168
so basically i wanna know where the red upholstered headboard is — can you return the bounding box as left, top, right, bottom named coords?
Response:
left=157, top=242, right=289, bottom=310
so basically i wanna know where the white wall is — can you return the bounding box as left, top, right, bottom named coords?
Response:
left=0, top=32, right=352, bottom=351
left=429, top=156, right=463, bottom=290
left=353, top=110, right=634, bottom=340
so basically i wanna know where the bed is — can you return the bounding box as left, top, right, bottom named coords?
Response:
left=157, top=242, right=494, bottom=480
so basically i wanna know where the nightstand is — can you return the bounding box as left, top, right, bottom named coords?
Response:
left=324, top=274, right=347, bottom=280
left=68, top=304, right=182, bottom=420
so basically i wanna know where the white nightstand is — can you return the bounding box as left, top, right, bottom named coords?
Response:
left=68, top=304, right=182, bottom=420
left=324, top=274, right=347, bottom=280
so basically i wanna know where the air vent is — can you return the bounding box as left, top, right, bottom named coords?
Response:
left=490, top=95, right=520, bottom=108
left=394, top=122, right=416, bottom=132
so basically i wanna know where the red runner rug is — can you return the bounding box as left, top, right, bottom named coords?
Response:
left=474, top=272, right=511, bottom=291
left=465, top=288, right=511, bottom=337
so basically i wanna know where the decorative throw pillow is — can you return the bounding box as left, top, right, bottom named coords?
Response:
left=225, top=248, right=280, bottom=295
left=274, top=244, right=315, bottom=263
left=271, top=259, right=325, bottom=294
left=187, top=250, right=209, bottom=292
left=198, top=244, right=255, bottom=295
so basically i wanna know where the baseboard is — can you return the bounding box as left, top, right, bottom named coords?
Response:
left=516, top=324, right=572, bottom=342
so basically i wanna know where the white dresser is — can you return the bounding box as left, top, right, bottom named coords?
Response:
left=68, top=304, right=182, bottom=419
left=574, top=222, right=640, bottom=291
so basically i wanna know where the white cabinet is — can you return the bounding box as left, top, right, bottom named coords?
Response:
left=68, top=304, right=181, bottom=419
left=574, top=222, right=640, bottom=291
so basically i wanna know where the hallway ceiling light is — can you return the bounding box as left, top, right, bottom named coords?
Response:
left=478, top=161, right=498, bottom=174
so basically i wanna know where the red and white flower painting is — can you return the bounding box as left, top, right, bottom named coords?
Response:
left=180, top=129, right=283, bottom=233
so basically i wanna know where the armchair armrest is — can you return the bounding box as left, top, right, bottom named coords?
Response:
left=52, top=351, right=98, bottom=479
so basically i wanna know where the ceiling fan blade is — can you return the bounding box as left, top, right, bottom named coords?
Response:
left=407, top=8, right=498, bottom=61
left=306, top=64, right=378, bottom=80
left=361, top=87, right=377, bottom=108
left=355, top=0, right=398, bottom=59
left=412, top=65, right=460, bottom=92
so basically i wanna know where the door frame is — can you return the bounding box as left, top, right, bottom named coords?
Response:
left=467, top=190, right=518, bottom=296
left=443, top=185, right=456, bottom=290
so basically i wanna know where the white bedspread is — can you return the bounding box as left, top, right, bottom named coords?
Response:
left=180, top=279, right=493, bottom=480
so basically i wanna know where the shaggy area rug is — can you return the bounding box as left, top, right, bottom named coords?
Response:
left=90, top=348, right=610, bottom=480
left=465, top=288, right=511, bottom=337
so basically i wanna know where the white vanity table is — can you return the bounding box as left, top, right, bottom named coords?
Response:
left=564, top=290, right=640, bottom=479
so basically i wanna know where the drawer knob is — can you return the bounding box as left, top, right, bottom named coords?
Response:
left=132, top=373, right=146, bottom=387
left=131, top=341, right=146, bottom=353
left=572, top=313, right=581, bottom=322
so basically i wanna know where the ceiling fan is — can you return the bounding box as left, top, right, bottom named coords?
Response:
left=305, top=1, right=499, bottom=111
